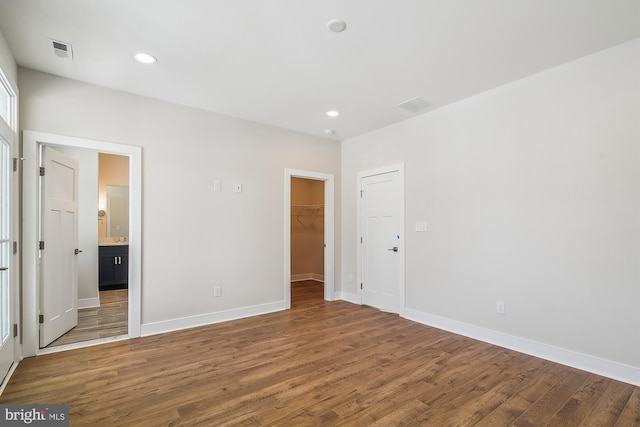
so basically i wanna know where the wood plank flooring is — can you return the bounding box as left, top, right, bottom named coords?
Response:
left=2, top=281, right=639, bottom=426
left=47, top=290, right=128, bottom=348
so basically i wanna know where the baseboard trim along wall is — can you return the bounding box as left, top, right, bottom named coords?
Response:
left=402, top=307, right=640, bottom=387
left=291, top=273, right=324, bottom=282
left=140, top=301, right=286, bottom=337
left=336, top=291, right=359, bottom=305
left=77, top=297, right=100, bottom=309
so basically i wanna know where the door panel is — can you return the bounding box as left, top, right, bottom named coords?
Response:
left=40, top=146, right=79, bottom=347
left=0, top=135, right=14, bottom=380
left=361, top=171, right=401, bottom=313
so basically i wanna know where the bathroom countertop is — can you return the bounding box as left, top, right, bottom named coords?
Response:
left=98, top=237, right=129, bottom=246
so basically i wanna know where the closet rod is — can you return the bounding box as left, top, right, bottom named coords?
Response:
left=290, top=204, right=324, bottom=208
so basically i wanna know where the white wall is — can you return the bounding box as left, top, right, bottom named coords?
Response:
left=0, top=29, right=16, bottom=88
left=57, top=147, right=99, bottom=305
left=18, top=68, right=341, bottom=328
left=342, top=39, right=640, bottom=371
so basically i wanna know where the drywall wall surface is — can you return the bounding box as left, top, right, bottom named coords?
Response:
left=18, top=68, right=341, bottom=325
left=0, top=28, right=17, bottom=88
left=342, top=39, right=640, bottom=367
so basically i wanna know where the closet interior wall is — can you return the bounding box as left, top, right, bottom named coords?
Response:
left=290, top=178, right=325, bottom=282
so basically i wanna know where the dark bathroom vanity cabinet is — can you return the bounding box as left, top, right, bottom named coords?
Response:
left=99, top=244, right=129, bottom=290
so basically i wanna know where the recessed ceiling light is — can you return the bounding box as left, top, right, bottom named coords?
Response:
left=326, top=110, right=340, bottom=117
left=134, top=52, right=157, bottom=64
left=327, top=19, right=347, bottom=33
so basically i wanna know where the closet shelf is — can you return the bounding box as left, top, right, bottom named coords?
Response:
left=291, top=204, right=324, bottom=228
left=291, top=204, right=324, bottom=216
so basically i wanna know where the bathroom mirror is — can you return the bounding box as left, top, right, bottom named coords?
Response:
left=106, top=185, right=129, bottom=238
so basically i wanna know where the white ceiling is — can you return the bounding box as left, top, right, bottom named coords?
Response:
left=0, top=0, right=638, bottom=140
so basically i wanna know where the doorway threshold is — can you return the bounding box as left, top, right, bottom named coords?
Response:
left=37, top=334, right=129, bottom=355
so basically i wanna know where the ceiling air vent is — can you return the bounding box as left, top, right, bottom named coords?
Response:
left=398, top=97, right=431, bottom=113
left=51, top=39, right=73, bottom=59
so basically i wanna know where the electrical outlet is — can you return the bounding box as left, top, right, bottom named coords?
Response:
left=496, top=301, right=505, bottom=315
left=214, top=287, right=222, bottom=297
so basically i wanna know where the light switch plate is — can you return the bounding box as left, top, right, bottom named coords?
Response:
left=213, top=180, right=221, bottom=191
left=234, top=183, right=242, bottom=193
left=415, top=221, right=427, bottom=232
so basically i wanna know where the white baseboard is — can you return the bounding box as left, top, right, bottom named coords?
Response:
left=402, top=307, right=640, bottom=387
left=78, top=297, right=100, bottom=309
left=336, top=291, right=359, bottom=305
left=291, top=273, right=324, bottom=282
left=140, top=301, right=286, bottom=337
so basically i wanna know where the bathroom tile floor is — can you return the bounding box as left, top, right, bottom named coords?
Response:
left=46, top=289, right=128, bottom=348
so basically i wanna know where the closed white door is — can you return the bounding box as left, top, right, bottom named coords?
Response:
left=39, top=146, right=79, bottom=347
left=360, top=170, right=402, bottom=313
left=0, top=135, right=15, bottom=380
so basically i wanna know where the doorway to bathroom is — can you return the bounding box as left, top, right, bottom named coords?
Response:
left=22, top=130, right=142, bottom=358
left=44, top=152, right=130, bottom=349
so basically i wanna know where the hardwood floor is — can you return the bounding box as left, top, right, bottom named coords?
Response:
left=47, top=289, right=128, bottom=348
left=2, top=281, right=639, bottom=426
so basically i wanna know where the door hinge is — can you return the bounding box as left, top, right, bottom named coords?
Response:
left=360, top=237, right=363, bottom=244
left=360, top=283, right=363, bottom=289
left=39, top=166, right=45, bottom=176
left=39, top=241, right=45, bottom=250
left=12, top=241, right=17, bottom=254
left=360, top=190, right=364, bottom=198
left=39, top=314, right=44, bottom=324
left=13, top=324, right=18, bottom=337
left=12, top=158, right=17, bottom=172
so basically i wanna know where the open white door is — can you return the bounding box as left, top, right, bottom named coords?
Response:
left=0, top=134, right=15, bottom=380
left=360, top=167, right=404, bottom=313
left=39, top=146, right=79, bottom=347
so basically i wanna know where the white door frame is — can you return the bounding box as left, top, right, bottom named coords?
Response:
left=284, top=169, right=334, bottom=309
left=22, top=130, right=142, bottom=357
left=356, top=164, right=405, bottom=313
